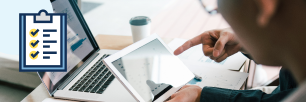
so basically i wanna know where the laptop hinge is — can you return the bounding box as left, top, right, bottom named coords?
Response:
left=56, top=51, right=100, bottom=91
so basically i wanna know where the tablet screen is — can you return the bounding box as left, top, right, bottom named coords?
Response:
left=111, top=39, right=194, bottom=102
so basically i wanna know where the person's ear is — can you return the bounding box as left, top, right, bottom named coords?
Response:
left=255, top=0, right=279, bottom=27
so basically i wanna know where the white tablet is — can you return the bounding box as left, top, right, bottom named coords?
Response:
left=103, top=34, right=195, bottom=102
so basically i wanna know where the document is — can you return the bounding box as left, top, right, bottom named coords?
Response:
left=168, top=38, right=247, bottom=70
left=19, top=10, right=67, bottom=71
left=185, top=61, right=248, bottom=90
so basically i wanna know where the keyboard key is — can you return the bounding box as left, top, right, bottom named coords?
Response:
left=90, top=77, right=95, bottom=81
left=89, top=83, right=95, bottom=87
left=92, top=79, right=98, bottom=83
left=96, top=87, right=106, bottom=94
left=91, top=82, right=97, bottom=86
left=83, top=82, right=90, bottom=86
left=97, top=75, right=103, bottom=79
left=83, top=76, right=89, bottom=80
left=102, top=71, right=108, bottom=74
left=80, top=80, right=86, bottom=84
left=93, top=67, right=99, bottom=71
left=84, top=87, right=92, bottom=92
left=85, top=75, right=91, bottom=79
left=89, top=71, right=95, bottom=75
left=76, top=83, right=83, bottom=87
left=94, top=72, right=100, bottom=76
left=92, top=75, right=98, bottom=78
left=91, top=69, right=97, bottom=73
left=109, top=75, right=115, bottom=80
left=84, top=80, right=91, bottom=84
left=90, top=85, right=101, bottom=93
left=99, top=73, right=104, bottom=76
left=72, top=86, right=79, bottom=91
left=105, top=73, right=111, bottom=77
left=78, top=87, right=85, bottom=92
left=97, top=82, right=104, bottom=86
left=102, top=77, right=107, bottom=82
left=104, top=80, right=112, bottom=86
left=97, top=69, right=103, bottom=73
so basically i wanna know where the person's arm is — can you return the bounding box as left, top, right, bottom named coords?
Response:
left=201, top=87, right=294, bottom=102
left=167, top=85, right=294, bottom=102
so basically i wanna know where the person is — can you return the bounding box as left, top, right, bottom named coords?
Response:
left=167, top=0, right=306, bottom=101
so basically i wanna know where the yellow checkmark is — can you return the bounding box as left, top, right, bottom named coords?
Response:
left=29, top=40, right=39, bottom=49
left=29, top=51, right=39, bottom=60
left=29, top=29, right=39, bottom=38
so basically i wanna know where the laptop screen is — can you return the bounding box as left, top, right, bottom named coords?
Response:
left=38, top=0, right=98, bottom=94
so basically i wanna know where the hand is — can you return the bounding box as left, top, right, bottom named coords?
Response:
left=167, top=85, right=202, bottom=102
left=174, top=28, right=243, bottom=62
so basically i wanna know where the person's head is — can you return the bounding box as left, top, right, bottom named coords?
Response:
left=218, top=0, right=306, bottom=83
left=218, top=0, right=306, bottom=66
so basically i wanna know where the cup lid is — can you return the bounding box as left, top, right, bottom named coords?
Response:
left=129, top=16, right=151, bottom=26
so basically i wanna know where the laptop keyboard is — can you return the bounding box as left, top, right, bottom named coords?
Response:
left=69, top=54, right=115, bottom=94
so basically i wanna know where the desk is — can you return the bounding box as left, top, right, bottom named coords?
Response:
left=21, top=34, right=173, bottom=102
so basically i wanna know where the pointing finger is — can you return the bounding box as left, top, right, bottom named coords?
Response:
left=174, top=34, right=204, bottom=55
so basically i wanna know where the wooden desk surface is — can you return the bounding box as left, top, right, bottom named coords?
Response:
left=95, top=35, right=173, bottom=50
left=21, top=34, right=173, bottom=102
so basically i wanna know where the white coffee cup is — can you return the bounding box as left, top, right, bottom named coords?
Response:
left=130, top=16, right=151, bottom=43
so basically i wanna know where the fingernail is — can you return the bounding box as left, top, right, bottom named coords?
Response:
left=213, top=50, right=220, bottom=57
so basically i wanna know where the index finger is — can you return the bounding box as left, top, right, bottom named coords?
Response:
left=167, top=93, right=180, bottom=102
left=174, top=34, right=203, bottom=55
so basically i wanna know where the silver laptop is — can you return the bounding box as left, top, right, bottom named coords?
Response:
left=37, top=0, right=135, bottom=101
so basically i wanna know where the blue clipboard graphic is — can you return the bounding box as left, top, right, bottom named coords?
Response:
left=19, top=10, right=67, bottom=72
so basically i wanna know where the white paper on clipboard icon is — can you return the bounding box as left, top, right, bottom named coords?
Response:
left=19, top=9, right=67, bottom=71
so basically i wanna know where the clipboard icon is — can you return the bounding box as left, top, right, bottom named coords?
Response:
left=19, top=10, right=67, bottom=72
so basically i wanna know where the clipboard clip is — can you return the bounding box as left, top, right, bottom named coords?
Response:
left=34, top=9, right=53, bottom=23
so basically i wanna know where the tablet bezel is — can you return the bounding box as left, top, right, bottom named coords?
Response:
left=103, top=34, right=195, bottom=102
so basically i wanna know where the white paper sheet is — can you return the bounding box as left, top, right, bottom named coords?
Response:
left=185, top=60, right=248, bottom=90
left=168, top=38, right=247, bottom=70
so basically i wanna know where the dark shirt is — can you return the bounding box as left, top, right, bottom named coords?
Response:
left=200, top=55, right=297, bottom=102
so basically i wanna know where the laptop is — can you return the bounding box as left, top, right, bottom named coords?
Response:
left=37, top=0, right=135, bottom=101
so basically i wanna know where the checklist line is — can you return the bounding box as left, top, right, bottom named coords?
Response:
left=43, top=34, right=50, bottom=37
left=43, top=29, right=57, bottom=32
left=43, top=45, right=50, bottom=48
left=43, top=40, right=57, bottom=43
left=43, top=51, right=57, bottom=54
left=43, top=56, right=50, bottom=59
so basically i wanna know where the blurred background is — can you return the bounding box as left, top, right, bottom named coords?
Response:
left=0, top=0, right=280, bottom=101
